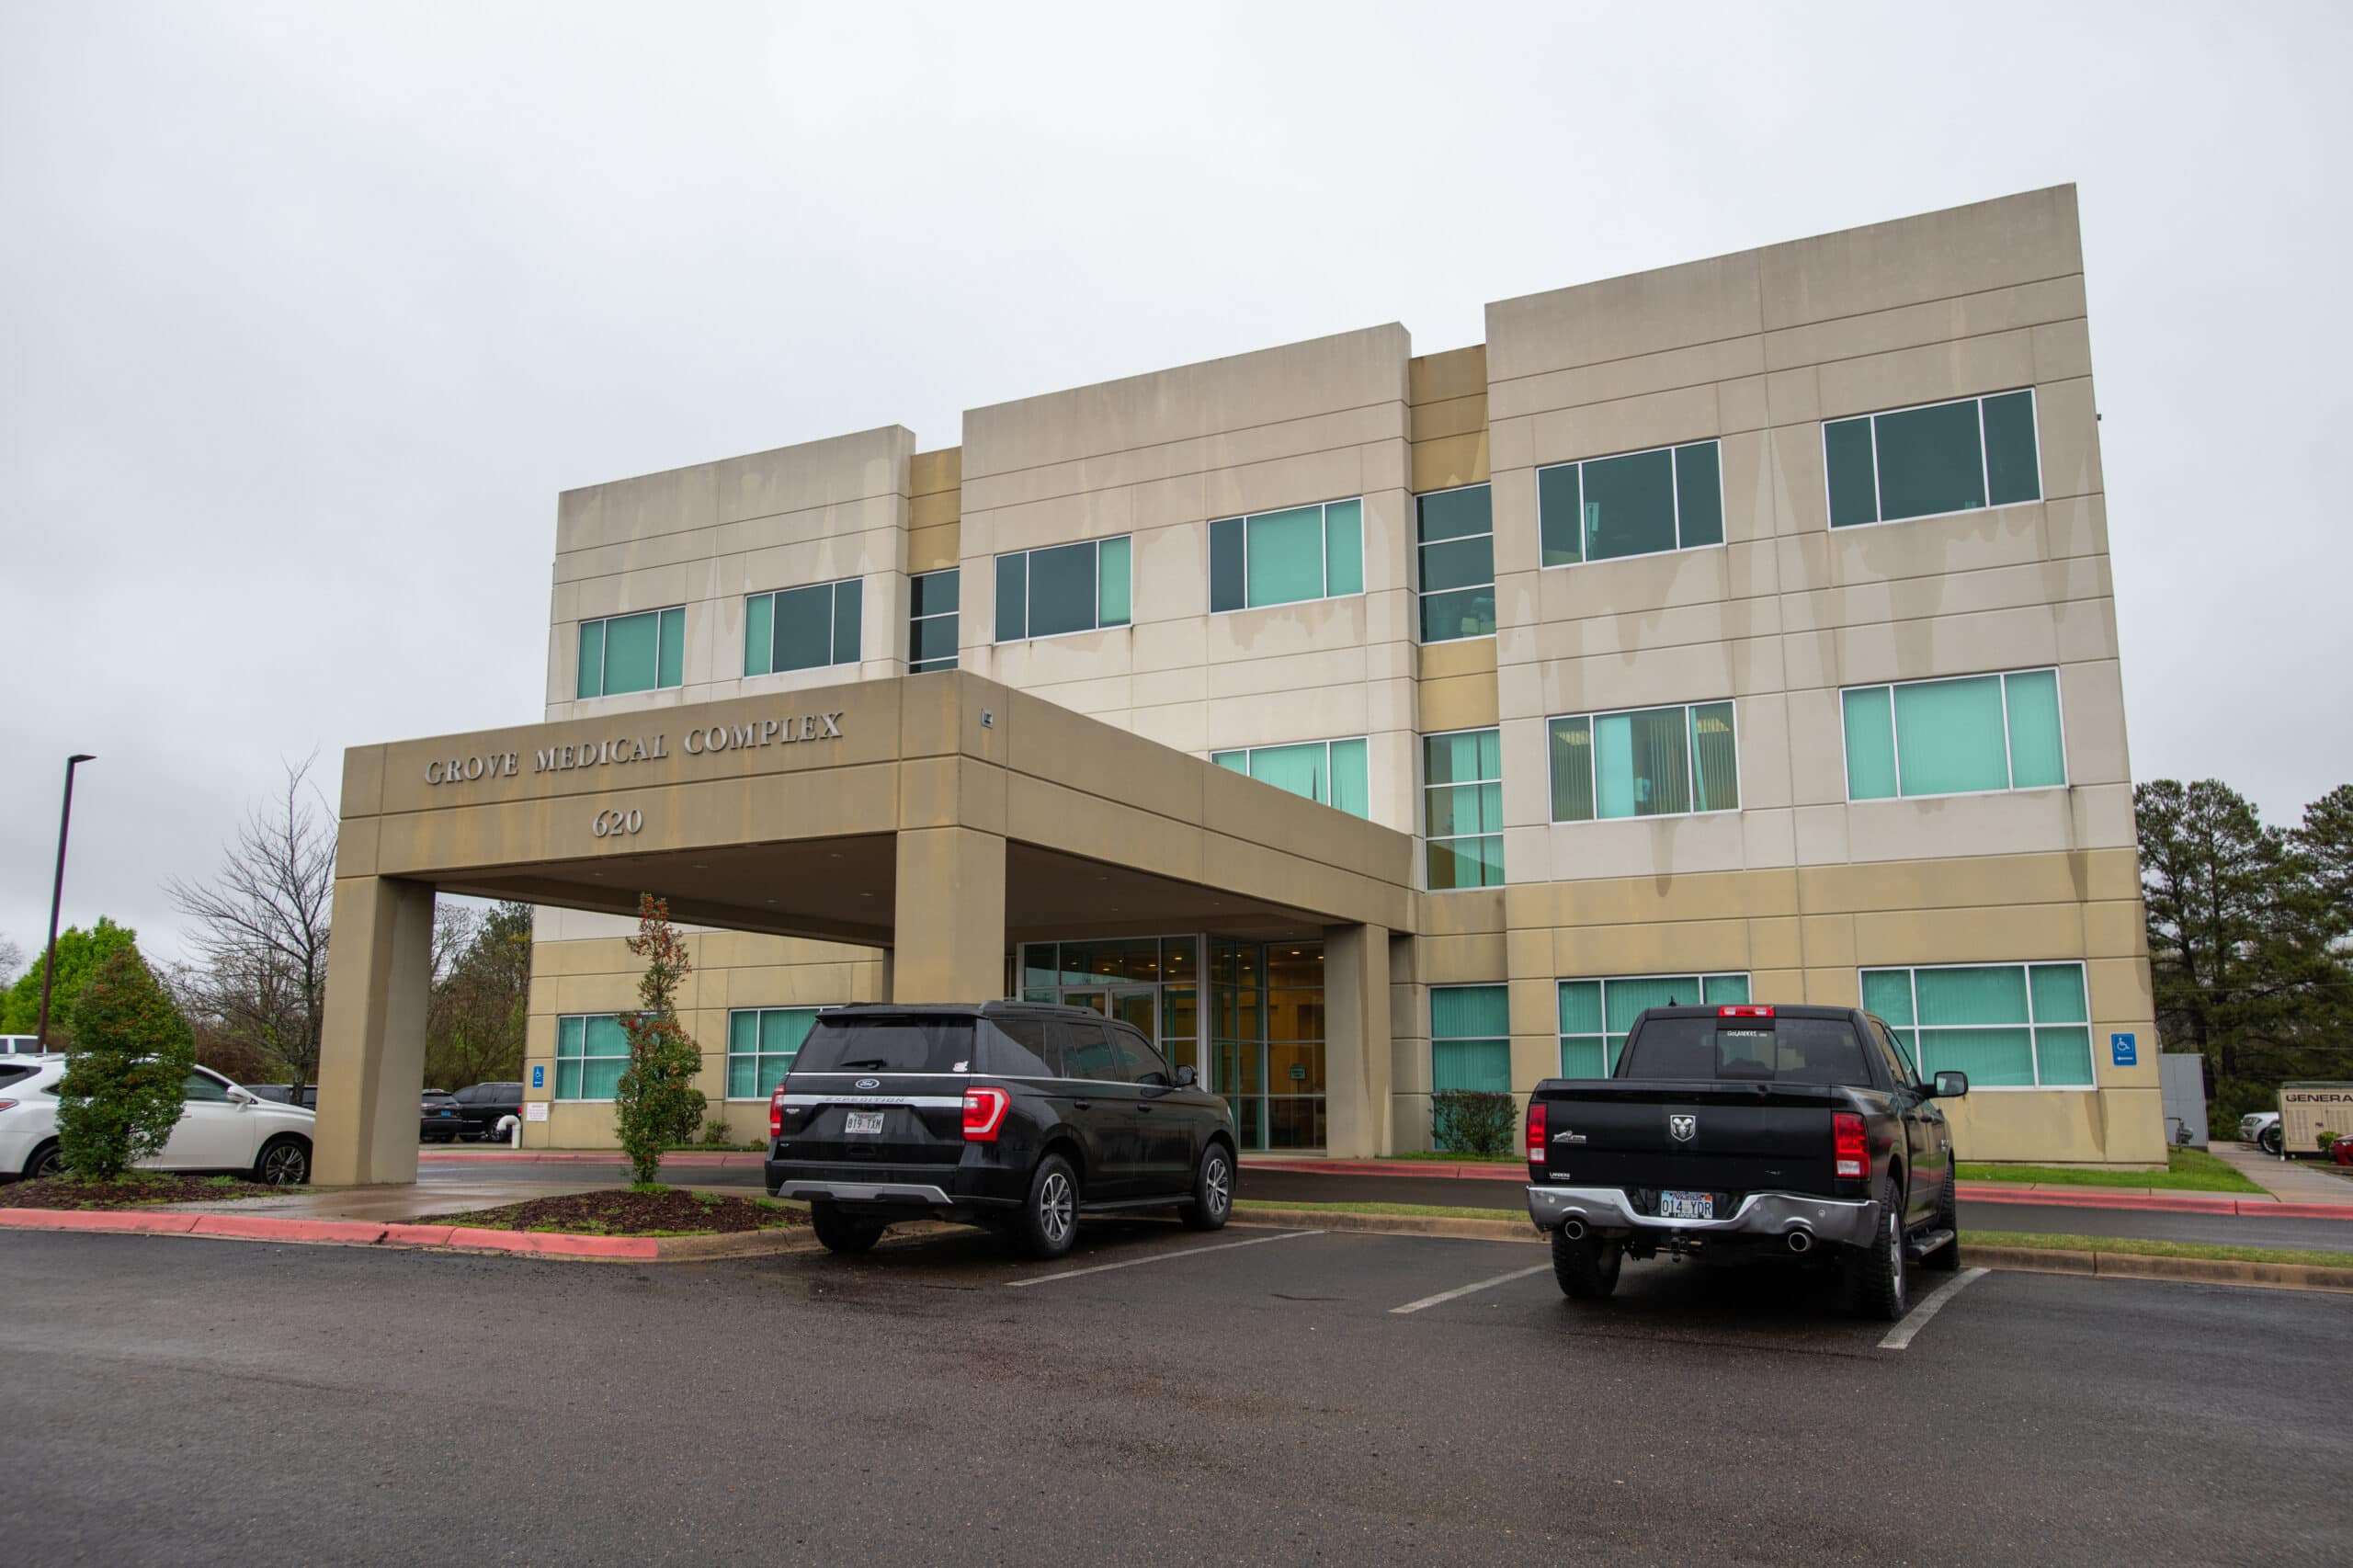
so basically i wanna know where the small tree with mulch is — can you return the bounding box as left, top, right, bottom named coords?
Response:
left=56, top=946, right=196, bottom=1181
left=613, top=895, right=707, bottom=1186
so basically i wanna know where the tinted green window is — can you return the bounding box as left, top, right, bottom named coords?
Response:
left=1538, top=465, right=1583, bottom=566
left=831, top=579, right=861, bottom=665
left=1210, top=517, right=1246, bottom=612
left=1028, top=540, right=1097, bottom=638
left=727, top=1006, right=820, bottom=1099
left=1425, top=728, right=1503, bottom=889
left=771, top=584, right=833, bottom=673
left=1432, top=985, right=1510, bottom=1097
left=1097, top=537, right=1131, bottom=626
left=1208, top=738, right=1370, bottom=819
left=555, top=1013, right=630, bottom=1100
left=1561, top=973, right=1750, bottom=1076
left=1324, top=500, right=1363, bottom=597
left=1827, top=391, right=2040, bottom=528
left=577, top=608, right=683, bottom=699
left=743, top=593, right=774, bottom=677
left=1208, top=499, right=1365, bottom=610
left=1537, top=440, right=1722, bottom=566
left=1550, top=701, right=1736, bottom=823
left=746, top=578, right=859, bottom=676
left=995, top=539, right=1128, bottom=640
left=1417, top=486, right=1495, bottom=644
left=1824, top=416, right=1879, bottom=528
left=995, top=553, right=1027, bottom=642
left=1246, top=506, right=1324, bottom=607
left=1862, top=962, right=2092, bottom=1087
left=1843, top=668, right=2066, bottom=800
left=908, top=569, right=958, bottom=673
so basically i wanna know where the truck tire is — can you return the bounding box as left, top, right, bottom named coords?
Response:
left=1920, top=1164, right=1961, bottom=1273
left=1014, top=1153, right=1079, bottom=1261
left=1179, top=1142, right=1233, bottom=1232
left=2257, top=1123, right=2283, bottom=1157
left=1551, top=1227, right=1622, bottom=1301
left=810, top=1204, right=885, bottom=1256
left=1845, top=1176, right=1910, bottom=1322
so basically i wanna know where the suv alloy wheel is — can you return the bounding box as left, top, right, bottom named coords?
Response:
left=1017, top=1153, right=1078, bottom=1260
left=1181, top=1142, right=1233, bottom=1231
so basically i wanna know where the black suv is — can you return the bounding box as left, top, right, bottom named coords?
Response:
left=764, top=1001, right=1238, bottom=1259
left=451, top=1081, right=524, bottom=1142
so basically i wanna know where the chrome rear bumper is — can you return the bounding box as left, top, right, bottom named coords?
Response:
left=778, top=1180, right=954, bottom=1207
left=1528, top=1185, right=1881, bottom=1250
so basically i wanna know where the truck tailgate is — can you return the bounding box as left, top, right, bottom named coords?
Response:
left=1540, top=1081, right=1844, bottom=1195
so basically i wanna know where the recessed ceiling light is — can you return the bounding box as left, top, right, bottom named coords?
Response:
left=765, top=898, right=777, bottom=904
left=859, top=892, right=873, bottom=898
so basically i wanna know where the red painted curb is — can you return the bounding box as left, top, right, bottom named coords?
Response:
left=2257, top=1201, right=2353, bottom=1220
left=380, top=1222, right=460, bottom=1244
left=0, top=1209, right=202, bottom=1234
left=441, top=1226, right=660, bottom=1259
left=415, top=1151, right=753, bottom=1167
left=188, top=1214, right=391, bottom=1244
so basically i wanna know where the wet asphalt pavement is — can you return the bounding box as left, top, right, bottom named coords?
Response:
left=3, top=1216, right=2347, bottom=1565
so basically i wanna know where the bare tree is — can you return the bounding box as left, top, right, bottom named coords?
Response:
left=0, top=935, right=23, bottom=991
left=167, top=756, right=337, bottom=1091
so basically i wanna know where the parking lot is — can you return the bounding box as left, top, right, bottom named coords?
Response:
left=4, top=1216, right=2347, bottom=1566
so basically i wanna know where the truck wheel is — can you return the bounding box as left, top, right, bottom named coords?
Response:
left=1920, top=1165, right=1961, bottom=1273
left=1179, top=1142, right=1233, bottom=1232
left=810, top=1205, right=885, bottom=1256
left=1551, top=1227, right=1621, bottom=1301
left=2257, top=1124, right=2283, bottom=1157
left=1845, top=1176, right=1910, bottom=1322
left=1014, top=1153, right=1079, bottom=1261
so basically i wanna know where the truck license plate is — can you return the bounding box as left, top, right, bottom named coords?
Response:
left=1659, top=1190, right=1714, bottom=1221
left=843, top=1110, right=885, bottom=1135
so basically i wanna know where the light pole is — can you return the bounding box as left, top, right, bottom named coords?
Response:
left=35, top=754, right=97, bottom=1050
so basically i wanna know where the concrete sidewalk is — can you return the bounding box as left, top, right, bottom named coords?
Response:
left=2204, top=1140, right=2353, bottom=1206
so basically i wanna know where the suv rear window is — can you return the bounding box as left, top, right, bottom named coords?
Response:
left=792, top=1017, right=974, bottom=1075
left=0, top=1063, right=33, bottom=1089
left=1620, top=1017, right=1873, bottom=1087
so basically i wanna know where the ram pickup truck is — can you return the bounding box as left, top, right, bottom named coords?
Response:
left=1525, top=1004, right=1969, bottom=1321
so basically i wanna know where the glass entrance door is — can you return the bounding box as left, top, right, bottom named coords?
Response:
left=1065, top=987, right=1158, bottom=1051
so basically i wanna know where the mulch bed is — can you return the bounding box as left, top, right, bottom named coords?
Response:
left=0, top=1174, right=295, bottom=1210
left=430, top=1188, right=800, bottom=1236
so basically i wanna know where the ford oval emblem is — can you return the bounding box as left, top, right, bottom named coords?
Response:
left=854, top=1077, right=881, bottom=1091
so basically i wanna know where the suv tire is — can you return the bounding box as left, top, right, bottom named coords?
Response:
left=254, top=1135, right=311, bottom=1187
left=24, top=1140, right=63, bottom=1180
left=1015, top=1153, right=1079, bottom=1260
left=1179, top=1142, right=1233, bottom=1232
left=1845, top=1175, right=1910, bottom=1322
left=1920, top=1163, right=1961, bottom=1272
left=2257, top=1123, right=2284, bottom=1157
left=1551, top=1228, right=1622, bottom=1301
left=811, top=1204, right=885, bottom=1256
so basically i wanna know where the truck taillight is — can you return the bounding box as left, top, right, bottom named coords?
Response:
left=962, top=1085, right=1010, bottom=1142
left=1719, top=1005, right=1775, bottom=1017
left=1527, top=1100, right=1546, bottom=1165
left=768, top=1085, right=788, bottom=1141
left=1834, top=1112, right=1868, bottom=1179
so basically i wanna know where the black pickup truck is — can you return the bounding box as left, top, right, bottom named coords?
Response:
left=1524, top=1004, right=1968, bottom=1320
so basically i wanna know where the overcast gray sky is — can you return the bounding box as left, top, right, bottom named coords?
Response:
left=3, top=1, right=2347, bottom=967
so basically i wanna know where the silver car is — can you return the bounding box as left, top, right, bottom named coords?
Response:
left=2241, top=1110, right=2281, bottom=1154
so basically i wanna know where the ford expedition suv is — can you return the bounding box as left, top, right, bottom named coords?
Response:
left=764, top=1001, right=1238, bottom=1260
left=1524, top=1004, right=1968, bottom=1320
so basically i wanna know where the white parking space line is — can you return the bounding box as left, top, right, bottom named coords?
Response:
left=1390, top=1263, right=1552, bottom=1316
left=1006, top=1230, right=1324, bottom=1288
left=1880, top=1267, right=1990, bottom=1350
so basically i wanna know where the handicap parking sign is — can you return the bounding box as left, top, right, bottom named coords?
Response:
left=530, top=1063, right=545, bottom=1088
left=2109, top=1032, right=2137, bottom=1067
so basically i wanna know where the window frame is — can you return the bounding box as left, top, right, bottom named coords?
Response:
left=1429, top=983, right=1512, bottom=1096
left=1209, top=737, right=1371, bottom=818
left=1208, top=497, right=1365, bottom=614
left=1837, top=666, right=2070, bottom=803
left=576, top=606, right=685, bottom=699
left=1536, top=437, right=1727, bottom=569
left=551, top=1012, right=631, bottom=1103
left=724, top=1005, right=835, bottom=1100
left=1821, top=388, right=2043, bottom=532
left=1422, top=724, right=1505, bottom=892
left=744, top=577, right=862, bottom=678
left=908, top=567, right=960, bottom=674
left=1858, top=960, right=2097, bottom=1091
left=1546, top=699, right=1741, bottom=824
left=1414, top=482, right=1496, bottom=645
left=992, top=536, right=1132, bottom=644
left=1556, top=971, right=1752, bottom=1077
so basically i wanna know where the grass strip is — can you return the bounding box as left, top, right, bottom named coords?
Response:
left=1957, top=1146, right=2266, bottom=1195
left=1961, top=1229, right=2353, bottom=1271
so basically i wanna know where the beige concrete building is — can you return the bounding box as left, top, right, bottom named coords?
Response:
left=316, top=184, right=2163, bottom=1182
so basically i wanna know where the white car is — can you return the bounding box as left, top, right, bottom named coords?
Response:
left=2241, top=1110, right=2282, bottom=1154
left=0, top=1056, right=315, bottom=1185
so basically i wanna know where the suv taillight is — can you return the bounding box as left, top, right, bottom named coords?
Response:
left=1833, top=1112, right=1868, bottom=1179
left=962, top=1085, right=1010, bottom=1142
left=768, top=1085, right=788, bottom=1141
left=1527, top=1100, right=1546, bottom=1166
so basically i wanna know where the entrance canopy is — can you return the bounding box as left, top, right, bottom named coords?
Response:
left=316, top=672, right=1420, bottom=1182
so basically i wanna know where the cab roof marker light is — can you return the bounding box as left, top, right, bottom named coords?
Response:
left=1719, top=1006, right=1775, bottom=1017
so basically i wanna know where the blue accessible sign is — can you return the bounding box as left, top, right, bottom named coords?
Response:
left=2109, top=1032, right=2137, bottom=1067
left=530, top=1063, right=545, bottom=1088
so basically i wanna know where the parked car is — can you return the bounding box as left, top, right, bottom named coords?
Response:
left=245, top=1084, right=319, bottom=1108
left=451, top=1082, right=523, bottom=1142
left=420, top=1088, right=465, bottom=1142
left=1, top=1035, right=47, bottom=1056
left=1524, top=1004, right=1966, bottom=1322
left=0, top=1057, right=315, bottom=1184
left=764, top=1001, right=1237, bottom=1259
left=2243, top=1111, right=2282, bottom=1155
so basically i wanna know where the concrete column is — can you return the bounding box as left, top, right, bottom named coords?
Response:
left=1323, top=923, right=1393, bottom=1158
left=891, top=825, right=1006, bottom=1003
left=313, top=875, right=436, bottom=1186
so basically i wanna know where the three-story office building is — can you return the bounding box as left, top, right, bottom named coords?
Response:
left=518, top=185, right=2162, bottom=1165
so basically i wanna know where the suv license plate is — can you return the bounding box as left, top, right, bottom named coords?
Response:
left=1659, top=1190, right=1715, bottom=1221
left=842, top=1110, right=886, bottom=1136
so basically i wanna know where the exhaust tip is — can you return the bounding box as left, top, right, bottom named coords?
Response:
left=1785, top=1230, right=1813, bottom=1255
left=1561, top=1217, right=1587, bottom=1242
